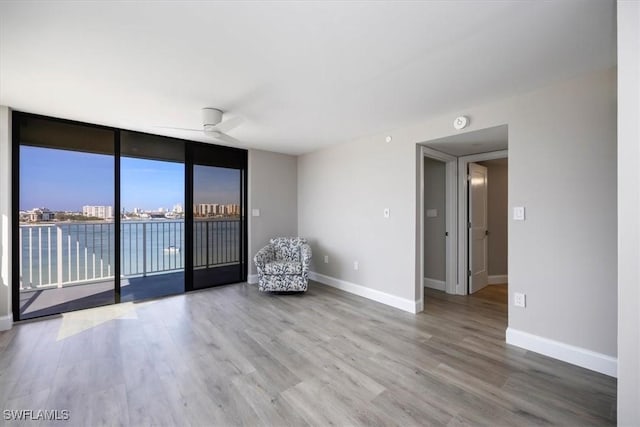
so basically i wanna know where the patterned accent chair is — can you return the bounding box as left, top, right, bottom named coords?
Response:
left=254, top=237, right=312, bottom=292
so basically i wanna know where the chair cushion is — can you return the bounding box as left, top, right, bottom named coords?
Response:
left=263, top=261, right=303, bottom=275
left=269, top=237, right=307, bottom=262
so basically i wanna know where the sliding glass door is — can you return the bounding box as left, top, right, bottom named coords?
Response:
left=13, top=112, right=248, bottom=321
left=188, top=144, right=247, bottom=290
left=14, top=115, right=116, bottom=319
left=120, top=131, right=185, bottom=301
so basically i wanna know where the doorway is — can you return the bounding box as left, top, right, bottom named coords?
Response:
left=187, top=143, right=247, bottom=291
left=467, top=157, right=509, bottom=294
left=417, top=125, right=508, bottom=306
left=423, top=157, right=447, bottom=291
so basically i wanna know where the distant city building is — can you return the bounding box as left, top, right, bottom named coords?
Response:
left=197, top=203, right=218, bottom=217
left=226, top=204, right=240, bottom=215
left=27, top=208, right=54, bottom=222
left=133, top=208, right=143, bottom=214
left=173, top=204, right=183, bottom=213
left=196, top=203, right=240, bottom=217
left=82, top=205, right=113, bottom=219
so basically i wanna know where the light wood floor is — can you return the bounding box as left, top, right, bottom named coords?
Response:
left=0, top=282, right=616, bottom=426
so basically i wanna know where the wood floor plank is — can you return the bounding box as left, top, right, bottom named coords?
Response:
left=0, top=281, right=616, bottom=426
left=88, top=383, right=130, bottom=427
left=231, top=371, right=310, bottom=427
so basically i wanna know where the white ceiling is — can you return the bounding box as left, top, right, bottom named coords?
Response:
left=423, top=125, right=508, bottom=157
left=0, top=1, right=615, bottom=155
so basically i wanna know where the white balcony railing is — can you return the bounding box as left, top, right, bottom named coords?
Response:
left=18, top=219, right=240, bottom=291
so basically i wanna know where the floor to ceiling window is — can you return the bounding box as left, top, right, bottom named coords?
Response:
left=120, top=131, right=185, bottom=302
left=14, top=115, right=116, bottom=319
left=12, top=112, right=247, bottom=321
left=189, top=143, right=247, bottom=289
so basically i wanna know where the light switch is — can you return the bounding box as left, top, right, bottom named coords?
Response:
left=426, top=209, right=438, bottom=218
left=513, top=206, right=525, bottom=221
left=383, top=208, right=390, bottom=218
left=252, top=209, right=260, bottom=217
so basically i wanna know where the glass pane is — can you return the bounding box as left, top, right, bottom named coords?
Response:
left=120, top=132, right=185, bottom=301
left=192, top=165, right=242, bottom=289
left=18, top=122, right=115, bottom=320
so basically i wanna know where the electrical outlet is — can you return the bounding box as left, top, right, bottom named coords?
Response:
left=353, top=261, right=359, bottom=270
left=514, top=292, right=526, bottom=307
left=324, top=255, right=329, bottom=264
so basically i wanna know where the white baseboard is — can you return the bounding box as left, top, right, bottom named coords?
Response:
left=506, top=327, right=617, bottom=378
left=247, top=274, right=258, bottom=285
left=309, top=271, right=419, bottom=314
left=0, top=314, right=12, bottom=331
left=423, top=277, right=445, bottom=291
left=488, top=275, right=508, bottom=285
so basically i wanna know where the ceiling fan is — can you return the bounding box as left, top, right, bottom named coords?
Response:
left=158, top=108, right=244, bottom=144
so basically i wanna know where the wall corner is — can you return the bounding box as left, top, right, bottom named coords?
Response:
left=0, top=106, right=13, bottom=327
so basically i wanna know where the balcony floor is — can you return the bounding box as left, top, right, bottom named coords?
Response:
left=19, top=271, right=185, bottom=319
left=19, top=264, right=243, bottom=320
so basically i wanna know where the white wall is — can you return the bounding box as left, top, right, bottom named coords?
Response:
left=617, top=0, right=640, bottom=423
left=248, top=149, right=298, bottom=278
left=423, top=157, right=446, bottom=283
left=298, top=68, right=617, bottom=363
left=299, top=134, right=417, bottom=300
left=0, top=106, right=12, bottom=330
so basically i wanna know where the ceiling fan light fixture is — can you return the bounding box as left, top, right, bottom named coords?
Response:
left=157, top=107, right=243, bottom=144
left=202, top=108, right=223, bottom=126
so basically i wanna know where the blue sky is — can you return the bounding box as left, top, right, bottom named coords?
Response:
left=20, top=146, right=240, bottom=211
left=120, top=157, right=184, bottom=212
left=193, top=165, right=240, bottom=206
left=20, top=146, right=114, bottom=211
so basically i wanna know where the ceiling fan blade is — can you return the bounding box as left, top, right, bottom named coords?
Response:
left=155, top=126, right=201, bottom=132
left=211, top=116, right=244, bottom=134
left=206, top=131, right=242, bottom=145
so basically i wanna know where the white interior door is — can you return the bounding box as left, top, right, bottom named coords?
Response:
left=469, top=163, right=488, bottom=293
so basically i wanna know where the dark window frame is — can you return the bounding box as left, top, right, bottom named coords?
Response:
left=11, top=111, right=248, bottom=321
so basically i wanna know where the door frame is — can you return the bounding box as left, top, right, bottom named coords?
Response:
left=418, top=146, right=457, bottom=310
left=186, top=142, right=248, bottom=292
left=457, top=150, right=508, bottom=295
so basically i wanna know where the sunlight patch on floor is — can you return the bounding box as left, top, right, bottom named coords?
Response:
left=56, top=301, right=155, bottom=341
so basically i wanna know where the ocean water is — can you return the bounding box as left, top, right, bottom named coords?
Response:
left=19, top=219, right=240, bottom=288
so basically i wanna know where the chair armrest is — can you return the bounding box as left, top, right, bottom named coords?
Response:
left=300, top=244, right=312, bottom=272
left=254, top=245, right=275, bottom=273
